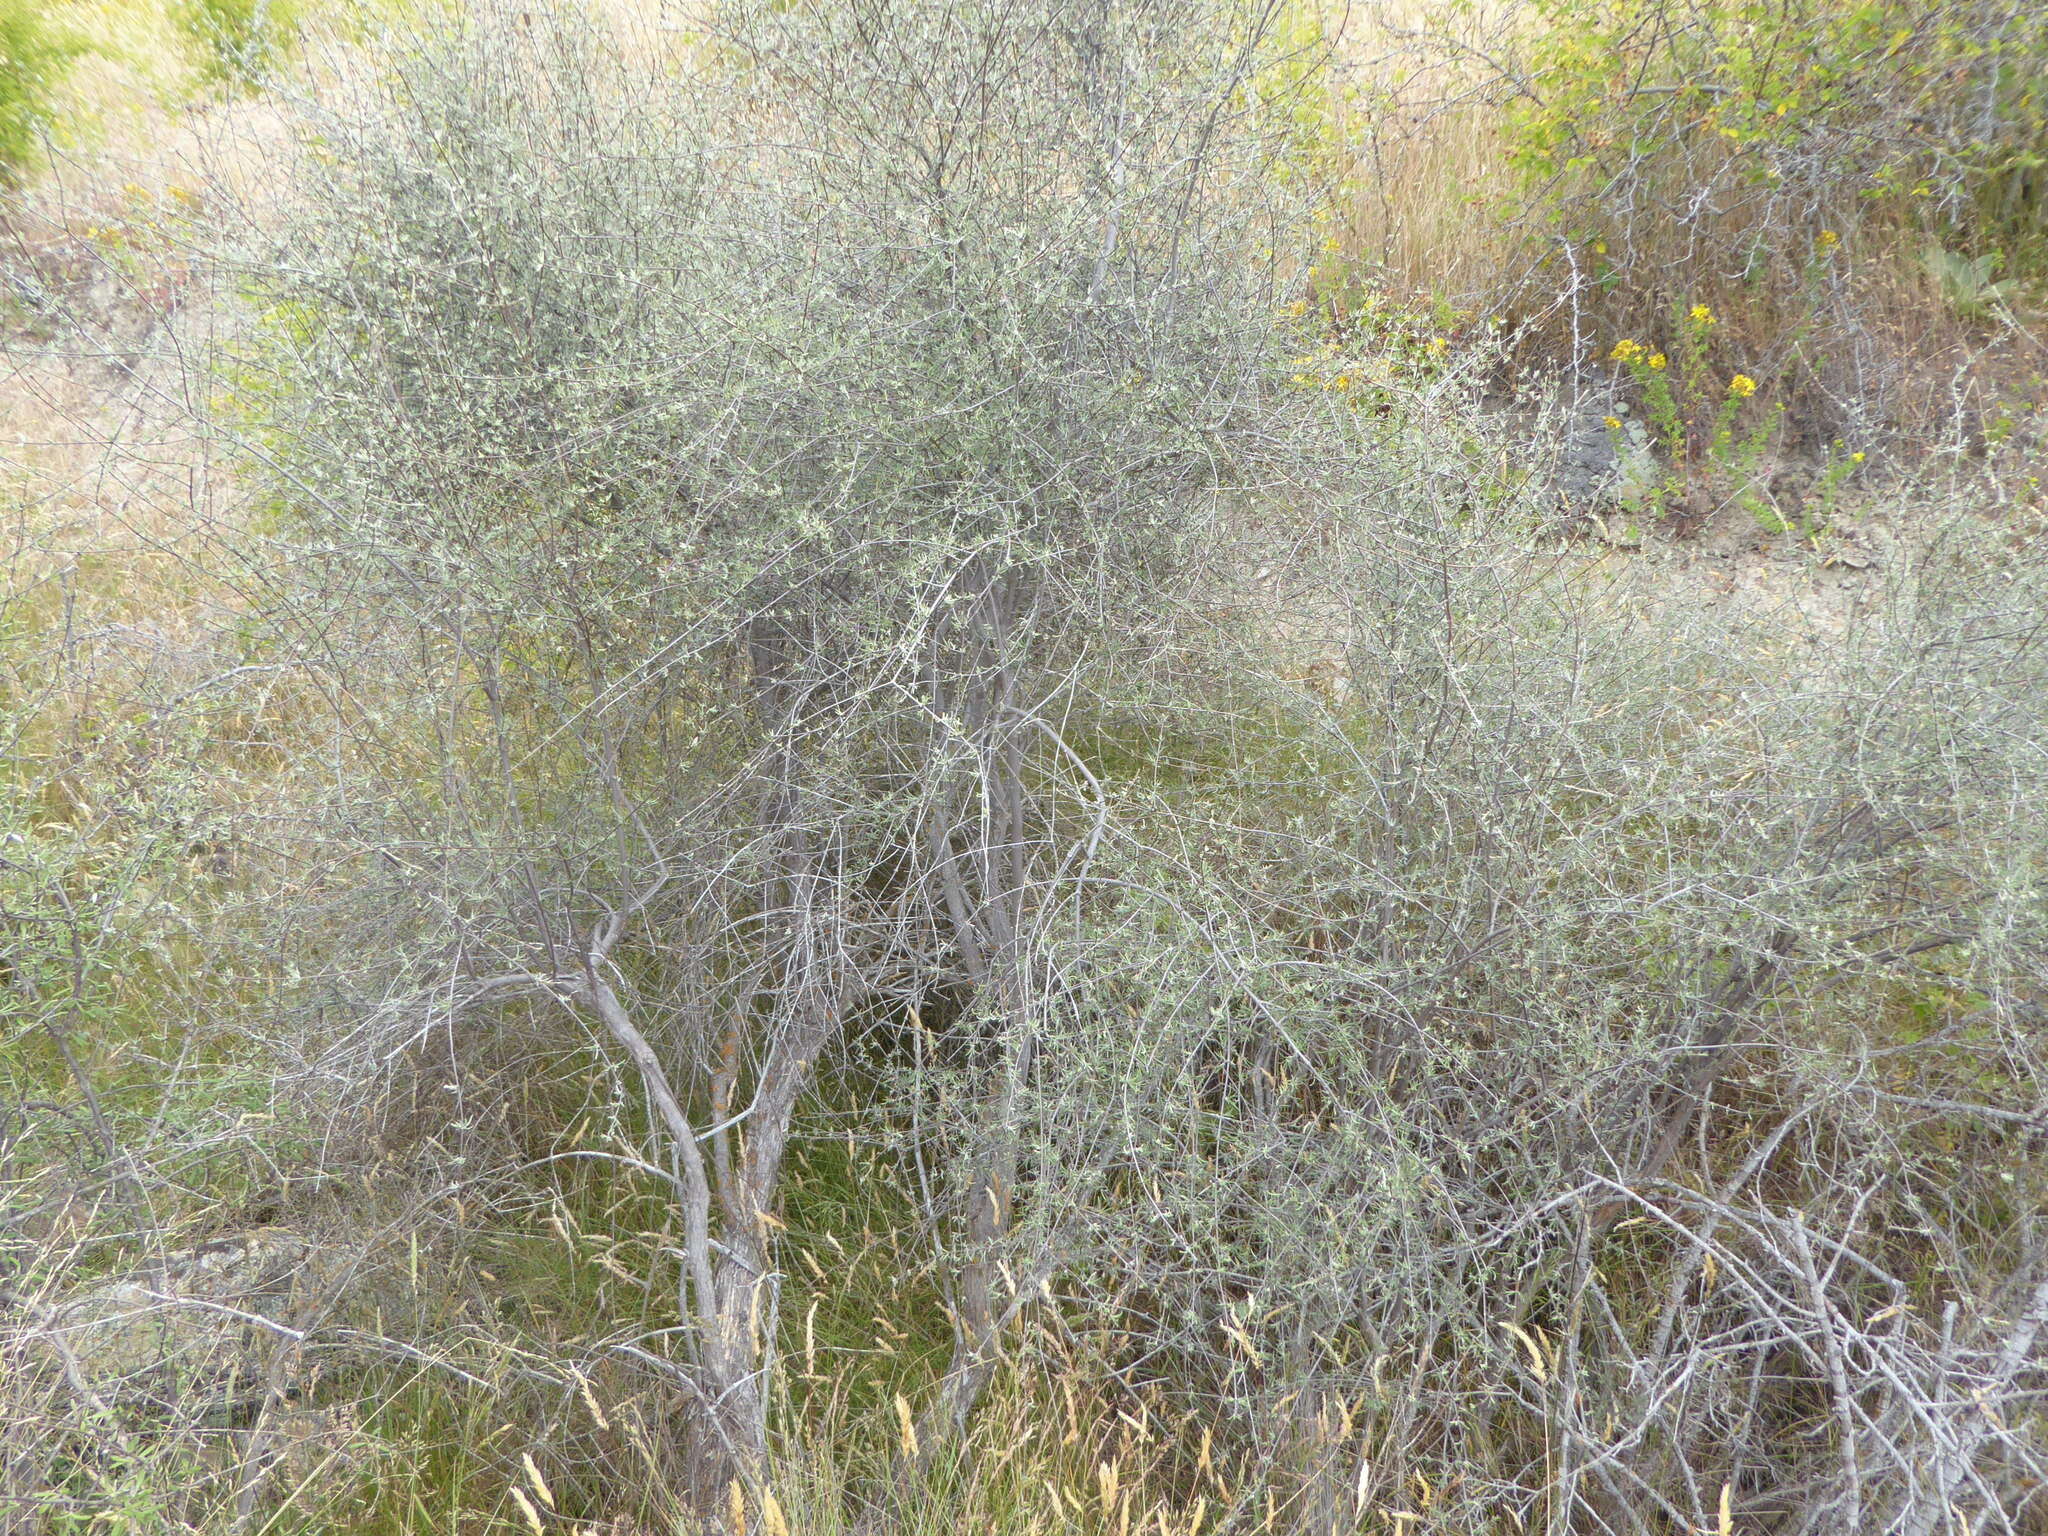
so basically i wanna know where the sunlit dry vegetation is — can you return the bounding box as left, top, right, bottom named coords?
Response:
left=2, top=1, right=2044, bottom=1533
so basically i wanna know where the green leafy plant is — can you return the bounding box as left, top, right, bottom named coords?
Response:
left=1489, top=0, right=2048, bottom=426
left=1747, top=437, right=1870, bottom=540
left=1921, top=243, right=2016, bottom=322
left=0, top=0, right=82, bottom=185
left=172, top=0, right=300, bottom=91
left=11, top=5, right=2048, bottom=1534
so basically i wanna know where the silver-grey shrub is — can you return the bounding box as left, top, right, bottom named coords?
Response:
left=235, top=0, right=1346, bottom=1517
left=222, top=0, right=2047, bottom=1530
left=1008, top=491, right=2048, bottom=1532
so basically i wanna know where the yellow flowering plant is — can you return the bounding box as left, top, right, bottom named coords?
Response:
left=1278, top=284, right=1466, bottom=410
left=1492, top=0, right=2048, bottom=434
left=1606, top=300, right=1780, bottom=523
left=1767, top=438, right=1871, bottom=537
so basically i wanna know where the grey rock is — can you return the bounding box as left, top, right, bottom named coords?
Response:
left=1554, top=375, right=1624, bottom=508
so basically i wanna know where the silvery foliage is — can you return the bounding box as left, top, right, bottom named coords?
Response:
left=237, top=0, right=1364, bottom=1501
left=239, top=0, right=1326, bottom=1026
left=229, top=0, right=2047, bottom=1527
left=1009, top=506, right=2048, bottom=1532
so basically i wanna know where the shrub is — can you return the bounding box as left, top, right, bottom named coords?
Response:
left=0, top=0, right=81, bottom=185
left=172, top=0, right=300, bottom=91
left=1499, top=0, right=2048, bottom=433
left=238, top=0, right=1339, bottom=1515
left=175, top=3, right=2048, bottom=1532
left=1334, top=0, right=2048, bottom=448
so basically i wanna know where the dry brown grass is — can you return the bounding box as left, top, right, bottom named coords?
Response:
left=1320, top=0, right=1528, bottom=315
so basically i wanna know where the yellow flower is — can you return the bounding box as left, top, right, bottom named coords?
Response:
left=1610, top=339, right=1643, bottom=363
left=1592, top=239, right=1608, bottom=255
left=1850, top=451, right=1865, bottom=463
left=1647, top=352, right=1668, bottom=370
left=1690, top=304, right=1715, bottom=326
left=1728, top=374, right=1758, bottom=397
left=1817, top=229, right=1839, bottom=247
left=1425, top=336, right=1449, bottom=355
left=1332, top=374, right=1351, bottom=390
left=1603, top=415, right=1622, bottom=430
